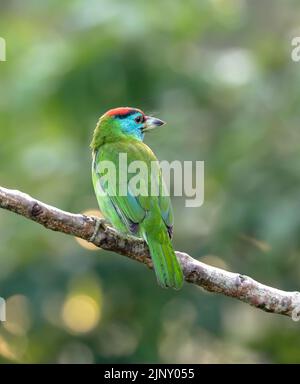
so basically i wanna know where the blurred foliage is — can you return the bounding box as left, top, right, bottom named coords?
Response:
left=1, top=0, right=300, bottom=363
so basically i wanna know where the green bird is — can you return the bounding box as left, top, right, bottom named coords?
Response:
left=91, top=107, right=183, bottom=289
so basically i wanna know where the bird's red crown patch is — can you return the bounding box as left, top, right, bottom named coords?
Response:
left=105, top=107, right=144, bottom=118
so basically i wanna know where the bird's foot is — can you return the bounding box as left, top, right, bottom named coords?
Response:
left=89, top=217, right=106, bottom=243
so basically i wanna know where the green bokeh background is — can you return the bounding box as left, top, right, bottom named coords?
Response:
left=1, top=0, right=300, bottom=363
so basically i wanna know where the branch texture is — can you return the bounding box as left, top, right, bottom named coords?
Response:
left=1, top=185, right=300, bottom=321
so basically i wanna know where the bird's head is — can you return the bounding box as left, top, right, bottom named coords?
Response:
left=91, top=107, right=165, bottom=150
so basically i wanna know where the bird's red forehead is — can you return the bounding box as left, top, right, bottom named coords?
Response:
left=105, top=107, right=144, bottom=118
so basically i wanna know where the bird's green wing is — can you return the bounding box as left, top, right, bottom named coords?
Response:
left=92, top=140, right=173, bottom=236
left=157, top=171, right=174, bottom=237
left=92, top=139, right=182, bottom=288
left=92, top=141, right=151, bottom=234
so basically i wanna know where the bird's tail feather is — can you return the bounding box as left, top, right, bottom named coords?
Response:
left=144, top=233, right=183, bottom=289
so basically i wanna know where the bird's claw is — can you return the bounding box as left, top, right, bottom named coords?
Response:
left=89, top=218, right=103, bottom=243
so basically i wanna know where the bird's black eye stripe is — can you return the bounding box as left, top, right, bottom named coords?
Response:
left=114, top=110, right=137, bottom=119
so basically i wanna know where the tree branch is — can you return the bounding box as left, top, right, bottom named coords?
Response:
left=0, top=185, right=300, bottom=321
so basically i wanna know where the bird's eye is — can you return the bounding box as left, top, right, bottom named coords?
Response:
left=135, top=115, right=143, bottom=124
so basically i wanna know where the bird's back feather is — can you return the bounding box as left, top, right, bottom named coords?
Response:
left=92, top=138, right=183, bottom=289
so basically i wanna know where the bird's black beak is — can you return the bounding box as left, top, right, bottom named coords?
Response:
left=142, top=116, right=166, bottom=132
